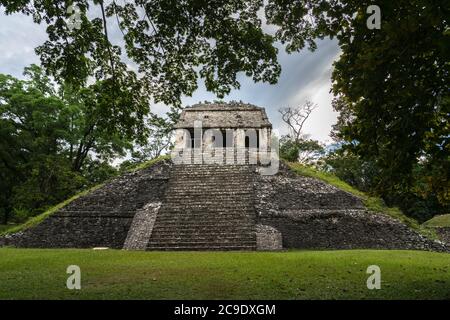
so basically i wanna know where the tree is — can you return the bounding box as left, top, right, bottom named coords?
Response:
left=321, top=147, right=378, bottom=193
left=0, top=0, right=282, bottom=109
left=278, top=101, right=322, bottom=164
left=0, top=70, right=85, bottom=222
left=0, top=65, right=151, bottom=223
left=279, top=136, right=324, bottom=164
left=125, top=112, right=177, bottom=166
left=322, top=146, right=448, bottom=222
left=266, top=0, right=449, bottom=214
left=278, top=101, right=317, bottom=143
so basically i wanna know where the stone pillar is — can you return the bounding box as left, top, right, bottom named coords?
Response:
left=225, top=129, right=235, bottom=165
left=174, top=129, right=186, bottom=150
left=258, top=127, right=270, bottom=165
left=245, top=129, right=258, bottom=164
left=203, top=128, right=223, bottom=165
left=171, top=129, right=191, bottom=165
left=235, top=128, right=246, bottom=165
left=193, top=120, right=203, bottom=164
left=259, top=127, right=269, bottom=152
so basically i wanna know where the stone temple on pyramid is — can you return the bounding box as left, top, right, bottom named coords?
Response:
left=0, top=102, right=446, bottom=251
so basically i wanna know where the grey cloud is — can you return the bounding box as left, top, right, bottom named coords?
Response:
left=0, top=8, right=340, bottom=142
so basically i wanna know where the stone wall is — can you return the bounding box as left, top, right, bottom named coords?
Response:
left=435, top=227, right=450, bottom=244
left=2, top=158, right=448, bottom=252
left=254, top=163, right=448, bottom=252
left=2, top=160, right=172, bottom=248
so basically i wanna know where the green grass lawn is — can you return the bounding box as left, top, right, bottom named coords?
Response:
left=0, top=248, right=449, bottom=300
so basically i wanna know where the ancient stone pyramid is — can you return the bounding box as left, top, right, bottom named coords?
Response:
left=2, top=159, right=444, bottom=251
left=1, top=103, right=445, bottom=251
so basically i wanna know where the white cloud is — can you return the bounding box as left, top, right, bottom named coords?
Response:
left=0, top=9, right=47, bottom=78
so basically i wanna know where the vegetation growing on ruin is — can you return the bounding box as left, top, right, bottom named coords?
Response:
left=288, top=162, right=437, bottom=239
left=423, top=214, right=450, bottom=228
left=0, top=157, right=169, bottom=236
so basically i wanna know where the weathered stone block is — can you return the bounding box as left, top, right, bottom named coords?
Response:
left=256, top=224, right=282, bottom=250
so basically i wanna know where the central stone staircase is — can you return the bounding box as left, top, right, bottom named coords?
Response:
left=146, top=164, right=257, bottom=250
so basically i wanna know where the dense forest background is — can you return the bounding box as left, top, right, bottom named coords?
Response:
left=0, top=0, right=448, bottom=225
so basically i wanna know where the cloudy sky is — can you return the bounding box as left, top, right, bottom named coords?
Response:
left=0, top=8, right=341, bottom=143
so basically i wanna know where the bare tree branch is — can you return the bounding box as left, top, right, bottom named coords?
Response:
left=278, top=101, right=318, bottom=142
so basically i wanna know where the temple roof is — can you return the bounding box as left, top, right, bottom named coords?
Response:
left=174, top=102, right=272, bottom=129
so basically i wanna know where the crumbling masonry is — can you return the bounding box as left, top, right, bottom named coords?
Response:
left=1, top=103, right=447, bottom=251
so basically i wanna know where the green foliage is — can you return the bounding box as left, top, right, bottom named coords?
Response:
left=279, top=138, right=300, bottom=162
left=266, top=0, right=450, bottom=223
left=0, top=225, right=14, bottom=232
left=0, top=156, right=169, bottom=236
left=11, top=157, right=87, bottom=217
left=322, top=147, right=449, bottom=223
left=1, top=249, right=450, bottom=299
left=11, top=208, right=29, bottom=224
left=279, top=136, right=324, bottom=163
left=328, top=2, right=448, bottom=206
left=321, top=147, right=378, bottom=193
left=0, top=66, right=137, bottom=224
left=120, top=154, right=171, bottom=173
left=126, top=113, right=177, bottom=164
left=0, top=184, right=104, bottom=236
left=0, top=0, right=282, bottom=107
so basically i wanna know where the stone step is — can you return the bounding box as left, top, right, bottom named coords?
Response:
left=171, top=176, right=253, bottom=180
left=146, top=164, right=257, bottom=250
left=149, top=232, right=255, bottom=238
left=152, top=224, right=253, bottom=228
left=157, top=205, right=254, bottom=210
left=151, top=222, right=255, bottom=227
left=154, top=214, right=252, bottom=221
left=147, top=240, right=256, bottom=246
left=164, top=195, right=253, bottom=200
left=163, top=196, right=253, bottom=200
left=154, top=212, right=255, bottom=218
left=173, top=165, right=253, bottom=169
left=151, top=224, right=255, bottom=230
left=150, top=235, right=255, bottom=241
left=146, top=245, right=256, bottom=251
left=154, top=213, right=255, bottom=218
left=169, top=182, right=252, bottom=187
left=171, top=176, right=252, bottom=179
left=167, top=185, right=252, bottom=190
left=165, top=194, right=253, bottom=199
left=157, top=206, right=252, bottom=211
left=150, top=234, right=255, bottom=240
left=172, top=169, right=253, bottom=173
left=156, top=215, right=253, bottom=222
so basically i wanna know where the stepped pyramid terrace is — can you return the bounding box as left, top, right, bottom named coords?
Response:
left=0, top=102, right=447, bottom=251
